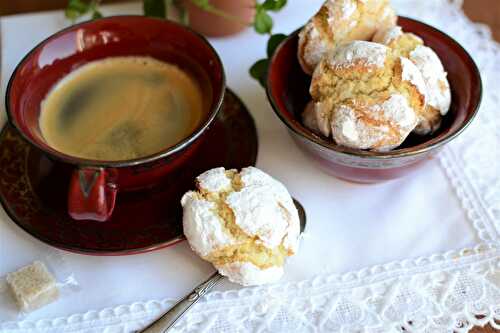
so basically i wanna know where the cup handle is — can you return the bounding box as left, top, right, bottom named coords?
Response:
left=68, top=168, right=118, bottom=222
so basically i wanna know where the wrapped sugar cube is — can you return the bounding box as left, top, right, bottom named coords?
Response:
left=6, top=261, right=59, bottom=312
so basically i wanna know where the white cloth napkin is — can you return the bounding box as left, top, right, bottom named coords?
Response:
left=0, top=1, right=499, bottom=332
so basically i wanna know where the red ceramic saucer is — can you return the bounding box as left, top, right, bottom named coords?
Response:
left=0, top=89, right=258, bottom=255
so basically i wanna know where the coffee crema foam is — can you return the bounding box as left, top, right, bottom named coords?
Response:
left=39, top=56, right=204, bottom=161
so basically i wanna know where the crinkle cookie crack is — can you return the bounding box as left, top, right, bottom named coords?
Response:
left=196, top=171, right=288, bottom=270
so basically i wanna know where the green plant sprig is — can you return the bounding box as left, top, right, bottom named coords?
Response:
left=249, top=33, right=286, bottom=87
left=249, top=1, right=288, bottom=87
left=65, top=0, right=288, bottom=87
left=66, top=0, right=103, bottom=19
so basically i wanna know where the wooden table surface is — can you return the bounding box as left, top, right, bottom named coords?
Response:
left=0, top=1, right=499, bottom=332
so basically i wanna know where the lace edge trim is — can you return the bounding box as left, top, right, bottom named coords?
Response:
left=2, top=244, right=499, bottom=330
left=439, top=148, right=499, bottom=243
left=435, top=1, right=500, bottom=243
left=2, top=1, right=500, bottom=331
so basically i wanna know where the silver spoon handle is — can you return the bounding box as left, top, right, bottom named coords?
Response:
left=139, top=272, right=224, bottom=333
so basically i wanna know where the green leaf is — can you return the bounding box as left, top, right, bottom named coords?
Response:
left=249, top=58, right=269, bottom=87
left=92, top=10, right=103, bottom=19
left=65, top=0, right=91, bottom=20
left=261, top=0, right=287, bottom=11
left=266, top=33, right=287, bottom=58
left=143, top=0, right=166, bottom=18
left=67, top=0, right=90, bottom=13
left=190, top=0, right=211, bottom=10
left=254, top=9, right=273, bottom=34
left=65, top=9, right=80, bottom=20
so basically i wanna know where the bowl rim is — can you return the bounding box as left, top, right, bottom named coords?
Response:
left=266, top=16, right=482, bottom=160
left=5, top=15, right=226, bottom=168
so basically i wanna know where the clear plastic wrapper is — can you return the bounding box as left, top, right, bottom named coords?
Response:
left=0, top=249, right=79, bottom=320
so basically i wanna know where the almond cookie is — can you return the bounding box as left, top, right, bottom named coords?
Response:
left=373, top=26, right=451, bottom=134
left=302, top=101, right=321, bottom=134
left=310, top=41, right=427, bottom=151
left=181, top=167, right=300, bottom=286
left=298, top=0, right=397, bottom=74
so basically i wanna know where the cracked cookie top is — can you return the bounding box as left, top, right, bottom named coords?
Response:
left=298, top=0, right=397, bottom=74
left=181, top=167, right=300, bottom=286
left=373, top=26, right=451, bottom=135
left=309, top=41, right=427, bottom=151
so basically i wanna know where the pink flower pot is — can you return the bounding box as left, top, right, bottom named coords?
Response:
left=183, top=0, right=255, bottom=37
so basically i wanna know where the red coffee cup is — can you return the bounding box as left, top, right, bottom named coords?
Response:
left=6, top=16, right=225, bottom=221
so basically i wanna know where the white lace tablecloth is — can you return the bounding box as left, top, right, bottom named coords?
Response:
left=0, top=0, right=499, bottom=332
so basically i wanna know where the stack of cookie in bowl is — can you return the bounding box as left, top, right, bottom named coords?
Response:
left=298, top=0, right=451, bottom=152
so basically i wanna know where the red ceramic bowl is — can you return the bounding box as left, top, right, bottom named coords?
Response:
left=266, top=17, right=482, bottom=183
left=6, top=16, right=225, bottom=220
